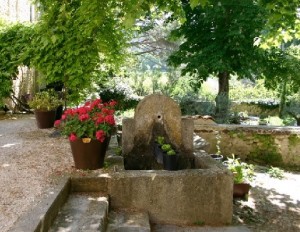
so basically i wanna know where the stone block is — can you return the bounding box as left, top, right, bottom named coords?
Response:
left=108, top=168, right=233, bottom=226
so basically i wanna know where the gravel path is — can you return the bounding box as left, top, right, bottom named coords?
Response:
left=0, top=114, right=300, bottom=231
left=0, top=114, right=73, bottom=232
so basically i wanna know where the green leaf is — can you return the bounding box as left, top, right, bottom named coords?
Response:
left=190, top=0, right=200, bottom=9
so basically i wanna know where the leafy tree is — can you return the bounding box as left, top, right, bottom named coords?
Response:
left=263, top=45, right=300, bottom=121
left=258, top=0, right=300, bottom=48
left=168, top=0, right=269, bottom=122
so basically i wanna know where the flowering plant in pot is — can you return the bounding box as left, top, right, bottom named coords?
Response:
left=223, top=154, right=255, bottom=199
left=28, top=89, right=63, bottom=129
left=55, top=98, right=117, bottom=169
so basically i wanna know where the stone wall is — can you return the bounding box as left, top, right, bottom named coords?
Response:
left=0, top=0, right=37, bottom=22
left=194, top=122, right=300, bottom=167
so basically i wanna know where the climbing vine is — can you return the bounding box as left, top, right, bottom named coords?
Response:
left=0, top=22, right=34, bottom=107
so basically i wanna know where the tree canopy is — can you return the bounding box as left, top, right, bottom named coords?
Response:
left=168, top=0, right=269, bottom=121
left=1, top=0, right=300, bottom=107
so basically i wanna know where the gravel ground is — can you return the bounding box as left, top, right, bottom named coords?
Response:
left=0, top=114, right=300, bottom=232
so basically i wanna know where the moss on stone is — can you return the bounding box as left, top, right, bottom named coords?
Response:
left=248, top=134, right=283, bottom=166
left=288, top=134, right=300, bottom=147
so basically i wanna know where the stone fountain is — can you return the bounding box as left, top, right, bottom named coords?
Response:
left=110, top=94, right=233, bottom=225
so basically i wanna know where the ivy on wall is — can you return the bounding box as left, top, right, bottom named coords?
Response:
left=0, top=22, right=34, bottom=107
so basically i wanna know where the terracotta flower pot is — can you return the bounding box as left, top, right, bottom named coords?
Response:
left=233, top=183, right=251, bottom=198
left=70, top=137, right=110, bottom=170
left=34, top=110, right=56, bottom=129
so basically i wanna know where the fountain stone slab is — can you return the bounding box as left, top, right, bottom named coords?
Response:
left=122, top=94, right=194, bottom=170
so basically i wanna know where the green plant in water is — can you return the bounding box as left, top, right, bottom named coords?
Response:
left=167, top=149, right=176, bottom=156
left=156, top=136, right=165, bottom=145
left=267, top=166, right=284, bottom=179
left=161, top=144, right=172, bottom=152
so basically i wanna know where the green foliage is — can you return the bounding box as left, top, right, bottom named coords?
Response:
left=0, top=22, right=34, bottom=105
left=114, top=147, right=122, bottom=156
left=258, top=0, right=300, bottom=48
left=284, top=92, right=300, bottom=124
left=168, top=0, right=268, bottom=121
left=168, top=0, right=267, bottom=86
left=161, top=144, right=172, bottom=152
left=263, top=46, right=300, bottom=93
left=267, top=166, right=285, bottom=179
left=32, top=0, right=128, bottom=104
left=288, top=134, right=300, bottom=147
left=224, top=154, right=255, bottom=184
left=99, top=77, right=140, bottom=113
left=230, top=78, right=278, bottom=102
left=167, top=149, right=176, bottom=156
left=28, top=89, right=63, bottom=111
left=161, top=142, right=176, bottom=155
left=156, top=136, right=165, bottom=145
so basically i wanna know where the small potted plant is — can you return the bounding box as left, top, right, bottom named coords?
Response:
left=223, top=154, right=255, bottom=199
left=161, top=143, right=178, bottom=171
left=28, top=89, right=63, bottom=129
left=54, top=98, right=117, bottom=170
left=210, top=131, right=223, bottom=162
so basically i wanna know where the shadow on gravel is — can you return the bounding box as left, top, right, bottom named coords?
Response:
left=234, top=185, right=300, bottom=231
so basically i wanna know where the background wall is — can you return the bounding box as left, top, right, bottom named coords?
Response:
left=194, top=122, right=300, bottom=167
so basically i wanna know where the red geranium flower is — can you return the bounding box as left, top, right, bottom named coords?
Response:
left=57, top=98, right=117, bottom=142
left=96, top=130, right=105, bottom=142
left=54, top=120, right=61, bottom=127
left=69, top=133, right=77, bottom=142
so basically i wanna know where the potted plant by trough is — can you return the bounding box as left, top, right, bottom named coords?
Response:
left=28, top=89, right=63, bottom=129
left=210, top=130, right=223, bottom=162
left=223, top=155, right=255, bottom=199
left=54, top=98, right=117, bottom=170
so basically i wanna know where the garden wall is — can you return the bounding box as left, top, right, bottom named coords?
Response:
left=194, top=122, right=300, bottom=167
left=180, top=100, right=279, bottom=117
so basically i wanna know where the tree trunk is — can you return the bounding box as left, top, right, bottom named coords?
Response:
left=279, top=79, right=287, bottom=118
left=215, top=72, right=230, bottom=123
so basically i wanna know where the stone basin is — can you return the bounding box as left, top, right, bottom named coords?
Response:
left=105, top=153, right=233, bottom=226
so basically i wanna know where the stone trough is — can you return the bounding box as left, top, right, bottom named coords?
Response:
left=107, top=154, right=233, bottom=226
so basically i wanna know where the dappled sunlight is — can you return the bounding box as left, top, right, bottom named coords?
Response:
left=1, top=142, right=20, bottom=148
left=98, top=173, right=111, bottom=178
left=2, top=163, right=10, bottom=167
left=237, top=184, right=300, bottom=230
